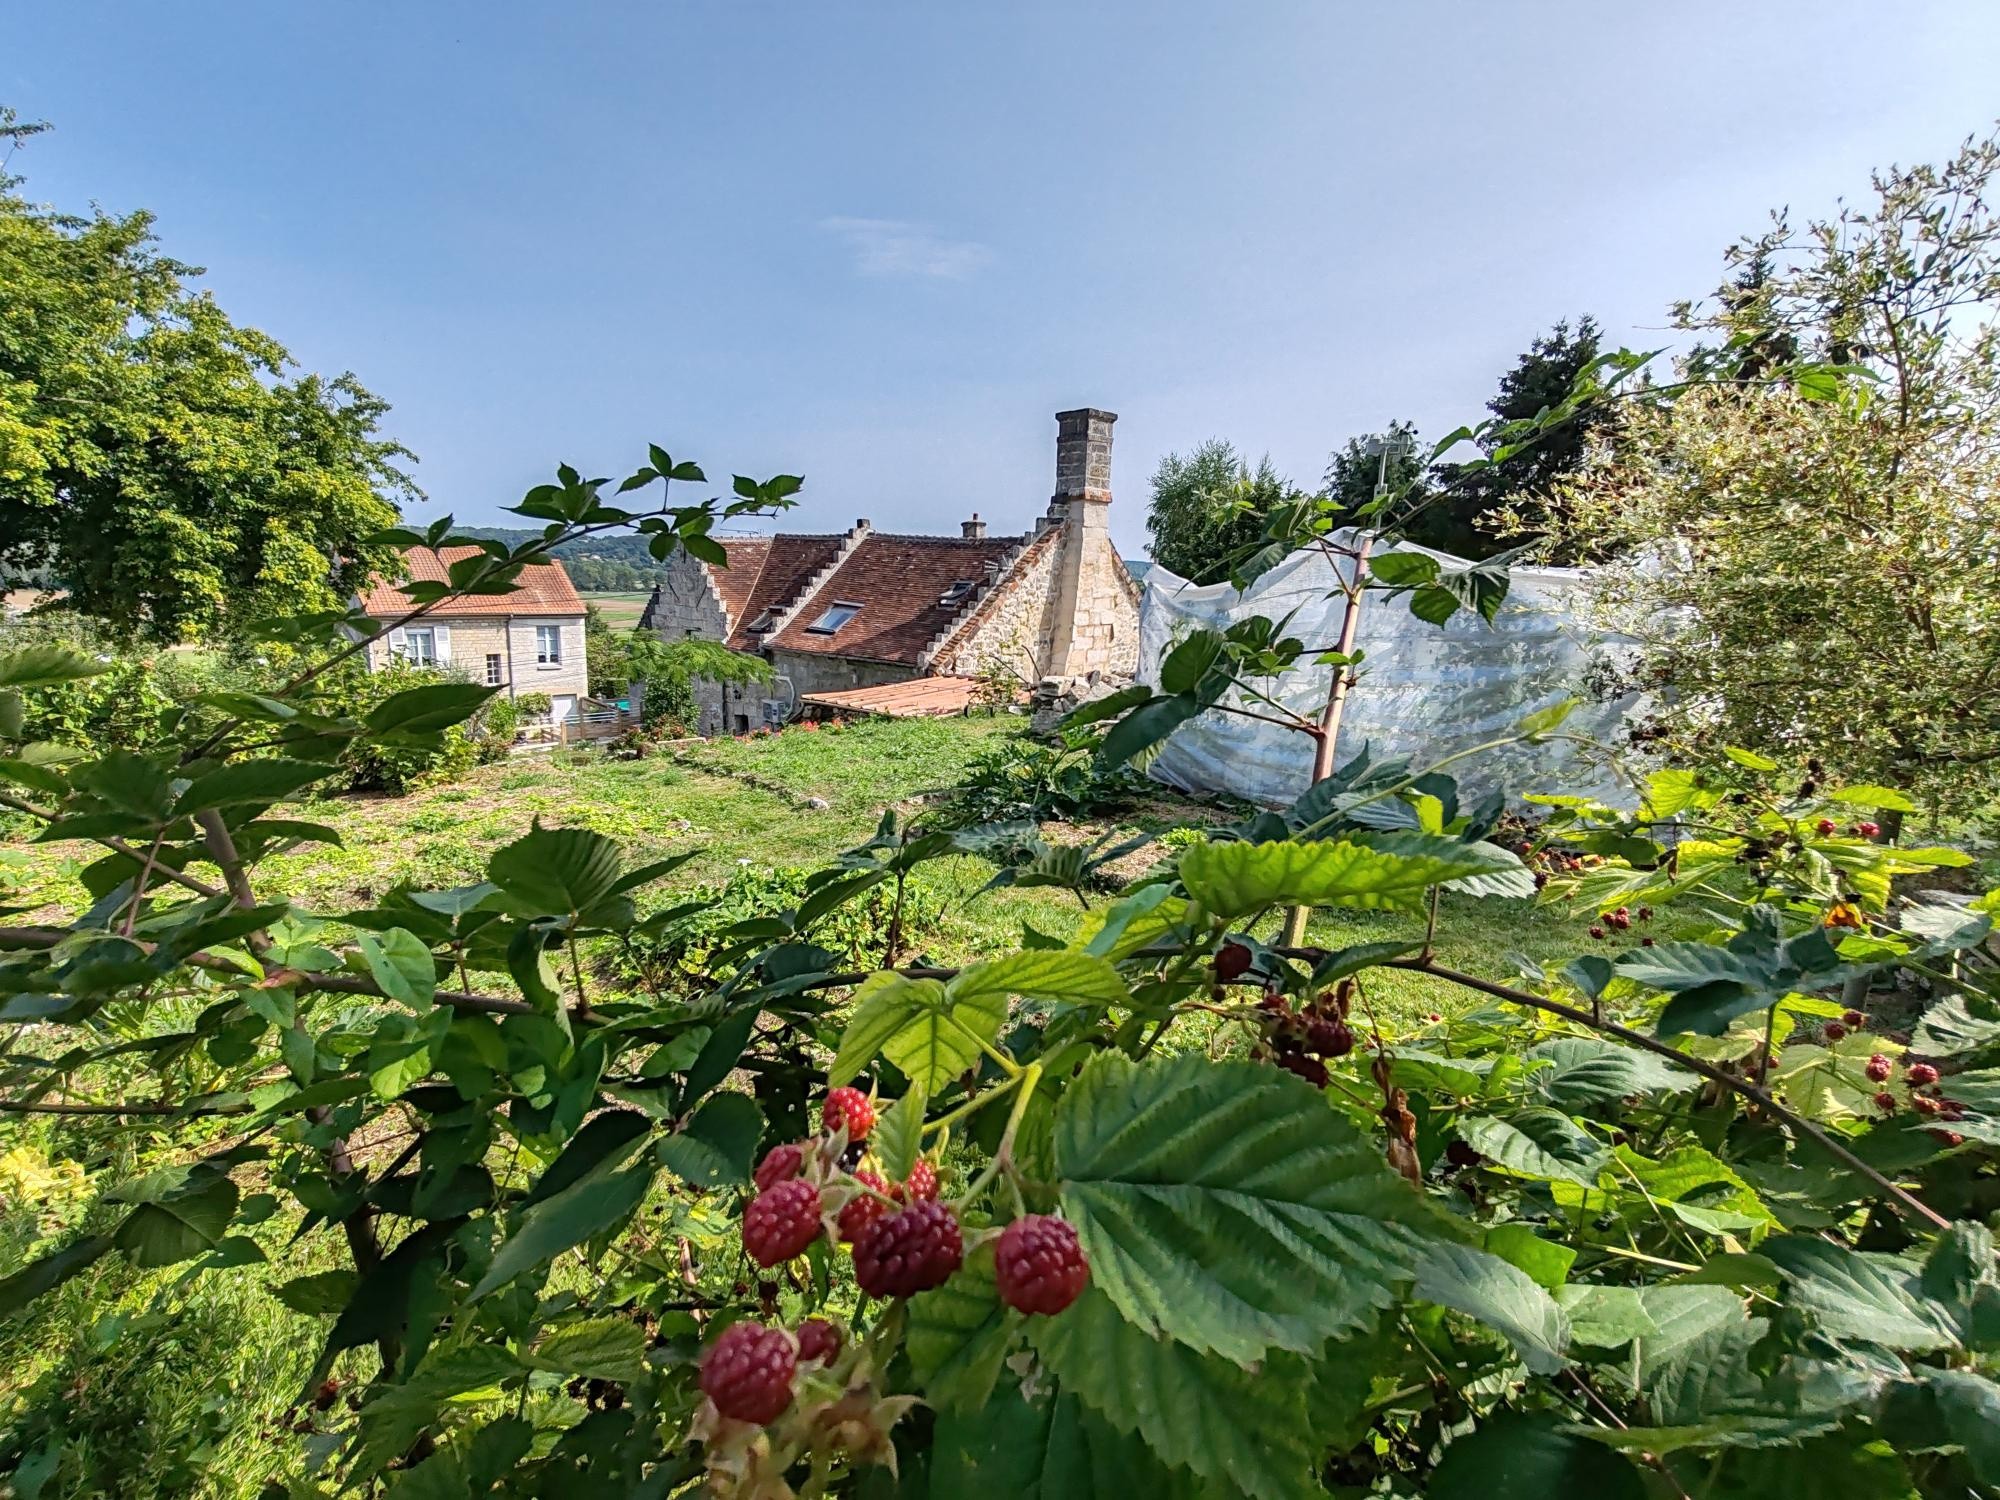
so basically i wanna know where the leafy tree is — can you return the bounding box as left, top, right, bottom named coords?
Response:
left=1542, top=129, right=2000, bottom=814
left=1321, top=420, right=1437, bottom=543
left=1145, top=440, right=1303, bottom=584
left=629, top=634, right=772, bottom=729
left=584, top=604, right=632, bottom=697
left=0, top=109, right=414, bottom=642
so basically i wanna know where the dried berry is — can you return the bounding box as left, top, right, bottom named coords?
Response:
left=1304, top=1017, right=1354, bottom=1058
left=994, top=1215, right=1091, bottom=1316
left=1842, top=1010, right=1866, bottom=1029
left=794, top=1318, right=841, bottom=1366
left=699, top=1321, right=797, bottom=1425
left=1214, top=941, right=1254, bottom=982
left=753, top=1142, right=806, bottom=1193
left=823, top=1086, right=877, bottom=1142
left=1444, top=1139, right=1484, bottom=1170
left=743, top=1179, right=822, bottom=1267
left=1275, top=1049, right=1329, bottom=1089
left=837, top=1169, right=894, bottom=1245
left=853, top=1201, right=963, bottom=1298
left=1636, top=905, right=1654, bottom=922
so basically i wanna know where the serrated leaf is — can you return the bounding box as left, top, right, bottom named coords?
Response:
left=1523, top=1037, right=1697, bottom=1106
left=930, top=1382, right=1227, bottom=1499
left=873, top=1086, right=926, bottom=1183
left=526, top=1318, right=648, bottom=1382
left=657, top=1092, right=762, bottom=1188
left=112, top=1176, right=239, bottom=1267
left=1414, top=1241, right=1570, bottom=1373
left=473, top=1154, right=655, bottom=1299
left=271, top=1268, right=360, bottom=1315
left=0, top=643, right=110, bottom=689
left=1913, top=995, right=2000, bottom=1056
left=1553, top=1285, right=1658, bottom=1348
left=364, top=681, right=497, bottom=737
left=177, top=758, right=334, bottom=813
left=906, top=1244, right=1015, bottom=1414
left=1179, top=838, right=1505, bottom=919
left=1053, top=1052, right=1431, bottom=1363
left=1033, top=1286, right=1321, bottom=1500
left=1879, top=1369, right=2000, bottom=1484
left=946, top=950, right=1127, bottom=1010
left=1458, top=1110, right=1607, bottom=1187
left=0, top=1235, right=113, bottom=1314
left=358, top=927, right=437, bottom=1009
left=1763, top=1236, right=1959, bottom=1351
left=1430, top=1413, right=1646, bottom=1500
left=829, top=972, right=1004, bottom=1095
left=485, top=823, right=627, bottom=925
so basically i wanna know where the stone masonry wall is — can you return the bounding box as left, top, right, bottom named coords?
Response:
left=643, top=551, right=730, bottom=642
left=934, top=526, right=1065, bottom=680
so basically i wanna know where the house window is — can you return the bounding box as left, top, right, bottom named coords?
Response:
left=745, top=608, right=778, bottom=633
left=485, top=653, right=503, bottom=686
left=402, top=627, right=438, bottom=667
left=938, top=579, right=976, bottom=607
left=535, top=624, right=562, bottom=665
left=805, top=601, right=861, bottom=635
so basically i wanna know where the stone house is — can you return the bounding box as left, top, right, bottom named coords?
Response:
left=359, top=547, right=591, bottom=724
left=639, top=408, right=1142, bottom=734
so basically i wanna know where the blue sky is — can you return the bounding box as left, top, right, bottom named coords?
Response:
left=10, top=3, right=2000, bottom=555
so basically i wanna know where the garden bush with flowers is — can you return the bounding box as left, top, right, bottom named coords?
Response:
left=6, top=439, right=2000, bottom=1500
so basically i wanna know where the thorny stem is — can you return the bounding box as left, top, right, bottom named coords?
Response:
left=953, top=1062, right=1043, bottom=1209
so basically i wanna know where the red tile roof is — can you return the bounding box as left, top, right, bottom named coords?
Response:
left=799, top=676, right=985, bottom=718
left=764, top=533, right=1022, bottom=665
left=360, top=546, right=585, bottom=618
left=720, top=534, right=847, bottom=650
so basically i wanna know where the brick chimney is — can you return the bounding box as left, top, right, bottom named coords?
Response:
left=962, top=513, right=986, bottom=539
left=1043, top=407, right=1121, bottom=679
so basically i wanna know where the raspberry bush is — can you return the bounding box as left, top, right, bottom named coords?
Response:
left=3, top=441, right=2000, bottom=1500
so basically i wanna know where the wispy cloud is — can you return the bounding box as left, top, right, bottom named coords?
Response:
left=819, top=217, right=991, bottom=280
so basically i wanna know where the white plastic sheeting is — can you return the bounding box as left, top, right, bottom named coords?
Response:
left=1135, top=531, right=1643, bottom=808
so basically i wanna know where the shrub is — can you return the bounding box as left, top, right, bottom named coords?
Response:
left=938, top=725, right=1148, bottom=827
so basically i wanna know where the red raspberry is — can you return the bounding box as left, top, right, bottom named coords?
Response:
left=698, top=1322, right=797, bottom=1425
left=742, top=1179, right=822, bottom=1267
left=1908, top=1062, right=1941, bottom=1088
left=1842, top=1010, right=1866, bottom=1028
left=1824, top=1022, right=1848, bottom=1042
left=838, top=1169, right=894, bottom=1244
left=1931, top=1129, right=1964, bottom=1148
left=1940, top=1098, right=1967, bottom=1121
left=1588, top=925, right=1606, bottom=940
left=995, top=1214, right=1091, bottom=1316
left=823, top=1087, right=876, bottom=1142
left=1815, top=818, right=1836, bottom=837
left=754, top=1142, right=805, bottom=1192
left=1874, top=1090, right=1897, bottom=1113
left=1213, top=941, right=1253, bottom=982
left=1913, top=1093, right=1941, bottom=1116
left=1864, top=1053, right=1892, bottom=1082
left=1855, top=821, right=1881, bottom=839
left=1640, top=935, right=1656, bottom=947
left=852, top=1201, right=963, bottom=1298
left=1275, top=1049, right=1329, bottom=1088
left=900, top=1159, right=939, bottom=1202
left=1304, top=1017, right=1354, bottom=1058
left=794, top=1318, right=841, bottom=1365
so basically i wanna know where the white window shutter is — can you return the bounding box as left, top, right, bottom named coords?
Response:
left=433, top=624, right=452, bottom=664
left=386, top=626, right=407, bottom=659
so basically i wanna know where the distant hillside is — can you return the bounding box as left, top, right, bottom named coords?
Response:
left=453, top=527, right=679, bottom=592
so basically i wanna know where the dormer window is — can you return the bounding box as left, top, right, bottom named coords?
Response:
left=805, top=601, right=862, bottom=635
left=745, top=608, right=778, bottom=633
left=938, top=579, right=977, bottom=608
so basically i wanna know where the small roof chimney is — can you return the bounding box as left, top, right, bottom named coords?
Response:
left=1053, top=408, right=1117, bottom=506
left=962, top=513, right=986, bottom=540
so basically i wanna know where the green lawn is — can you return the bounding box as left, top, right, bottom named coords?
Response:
left=9, top=715, right=1599, bottom=1023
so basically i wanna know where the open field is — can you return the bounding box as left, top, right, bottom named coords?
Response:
left=579, top=590, right=652, bottom=629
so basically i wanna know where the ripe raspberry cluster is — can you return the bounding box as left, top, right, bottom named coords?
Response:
left=1587, top=904, right=1652, bottom=941
left=1866, top=1057, right=1966, bottom=1140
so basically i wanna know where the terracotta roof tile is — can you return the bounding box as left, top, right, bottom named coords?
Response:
left=722, top=534, right=847, bottom=650
left=765, top=533, right=1022, bottom=664
left=360, top=546, right=584, bottom=617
